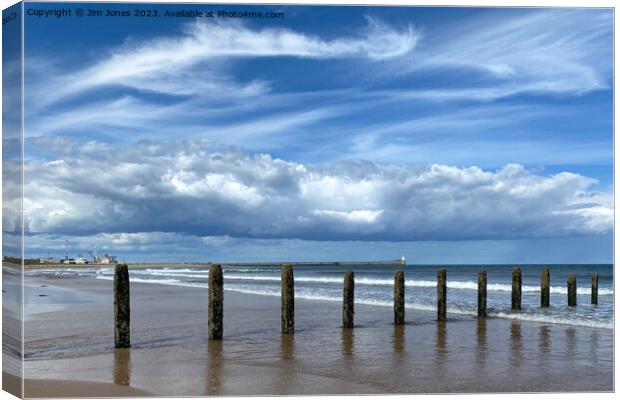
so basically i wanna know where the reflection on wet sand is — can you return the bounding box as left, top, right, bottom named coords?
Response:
left=475, top=318, right=487, bottom=369
left=538, top=325, right=550, bottom=355
left=275, top=334, right=297, bottom=394
left=538, top=325, right=551, bottom=369
left=589, top=330, right=599, bottom=364
left=509, top=321, right=522, bottom=368
left=280, top=334, right=295, bottom=361
left=340, top=328, right=356, bottom=381
left=392, top=325, right=405, bottom=354
left=565, top=328, right=576, bottom=359
left=206, top=340, right=223, bottom=396
left=112, top=348, right=130, bottom=386
left=342, top=329, right=354, bottom=358
left=435, top=320, right=447, bottom=369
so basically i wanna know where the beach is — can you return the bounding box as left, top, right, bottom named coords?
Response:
left=4, top=266, right=614, bottom=396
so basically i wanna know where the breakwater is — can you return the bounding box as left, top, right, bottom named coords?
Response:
left=111, top=263, right=609, bottom=347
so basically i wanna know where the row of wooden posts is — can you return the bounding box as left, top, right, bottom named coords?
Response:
left=113, top=264, right=599, bottom=348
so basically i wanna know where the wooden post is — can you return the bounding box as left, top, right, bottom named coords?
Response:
left=394, top=270, right=405, bottom=325
left=540, top=267, right=550, bottom=308
left=567, top=273, right=577, bottom=307
left=437, top=268, right=447, bottom=320
left=114, top=264, right=130, bottom=348
left=343, top=271, right=354, bottom=328
left=281, top=264, right=295, bottom=334
left=208, top=264, right=224, bottom=340
left=477, top=270, right=487, bottom=318
left=511, top=267, right=522, bottom=310
left=591, top=272, right=598, bottom=305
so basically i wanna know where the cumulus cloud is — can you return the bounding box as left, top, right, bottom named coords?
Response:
left=21, top=138, right=612, bottom=242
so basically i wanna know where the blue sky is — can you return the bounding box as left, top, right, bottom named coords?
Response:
left=16, top=4, right=613, bottom=263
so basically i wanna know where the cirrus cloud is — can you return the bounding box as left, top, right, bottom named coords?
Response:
left=36, top=17, right=418, bottom=106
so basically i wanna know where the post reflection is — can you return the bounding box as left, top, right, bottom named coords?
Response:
left=275, top=334, right=296, bottom=395
left=509, top=321, right=522, bottom=368
left=589, top=330, right=599, bottom=364
left=565, top=328, right=576, bottom=358
left=537, top=325, right=551, bottom=369
left=113, top=348, right=131, bottom=386
left=280, top=333, right=295, bottom=361
left=475, top=318, right=487, bottom=369
left=435, top=320, right=447, bottom=368
left=539, top=325, right=550, bottom=355
left=342, top=328, right=354, bottom=358
left=206, top=340, right=223, bottom=396
left=393, top=324, right=406, bottom=354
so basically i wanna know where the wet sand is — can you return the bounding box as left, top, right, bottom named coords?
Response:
left=3, top=371, right=151, bottom=397
left=7, top=272, right=614, bottom=396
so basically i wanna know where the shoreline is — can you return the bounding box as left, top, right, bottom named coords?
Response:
left=8, top=262, right=612, bottom=270
left=11, top=273, right=614, bottom=396
left=29, top=263, right=613, bottom=330
left=12, top=260, right=407, bottom=270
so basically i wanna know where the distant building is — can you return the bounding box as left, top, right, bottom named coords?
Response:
left=101, top=254, right=118, bottom=264
left=74, top=255, right=89, bottom=264
left=39, top=256, right=60, bottom=264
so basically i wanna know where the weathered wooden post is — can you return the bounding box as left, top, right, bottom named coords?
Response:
left=567, top=273, right=577, bottom=307
left=437, top=268, right=447, bottom=320
left=281, top=264, right=295, bottom=334
left=394, top=270, right=405, bottom=325
left=208, top=264, right=224, bottom=340
left=591, top=272, right=598, bottom=305
left=343, top=270, right=354, bottom=328
left=477, top=270, right=487, bottom=318
left=540, top=267, right=550, bottom=308
left=114, top=264, right=130, bottom=348
left=511, top=267, right=522, bottom=310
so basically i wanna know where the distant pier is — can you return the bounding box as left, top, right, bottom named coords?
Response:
left=20, top=258, right=406, bottom=269
left=222, top=259, right=406, bottom=267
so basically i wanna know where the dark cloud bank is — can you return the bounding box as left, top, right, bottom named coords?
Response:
left=12, top=138, right=611, bottom=245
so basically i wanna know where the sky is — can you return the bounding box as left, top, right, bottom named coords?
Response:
left=11, top=4, right=613, bottom=263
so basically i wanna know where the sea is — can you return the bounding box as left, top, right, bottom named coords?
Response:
left=28, top=263, right=614, bottom=330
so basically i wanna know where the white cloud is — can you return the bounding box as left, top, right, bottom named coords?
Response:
left=22, top=138, right=612, bottom=241
left=38, top=18, right=417, bottom=105
left=313, top=209, right=384, bottom=224
left=386, top=9, right=612, bottom=98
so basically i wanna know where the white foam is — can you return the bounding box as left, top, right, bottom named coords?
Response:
left=221, top=285, right=612, bottom=329
left=154, top=272, right=613, bottom=296
left=93, top=267, right=615, bottom=296
left=55, top=268, right=615, bottom=329
left=96, top=275, right=207, bottom=289
left=489, top=311, right=613, bottom=329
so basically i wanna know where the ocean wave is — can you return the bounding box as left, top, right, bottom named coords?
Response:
left=95, top=275, right=207, bottom=289
left=94, top=274, right=612, bottom=329
left=121, top=270, right=614, bottom=296
left=488, top=311, right=613, bottom=330
left=143, top=267, right=278, bottom=274
left=222, top=285, right=613, bottom=330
